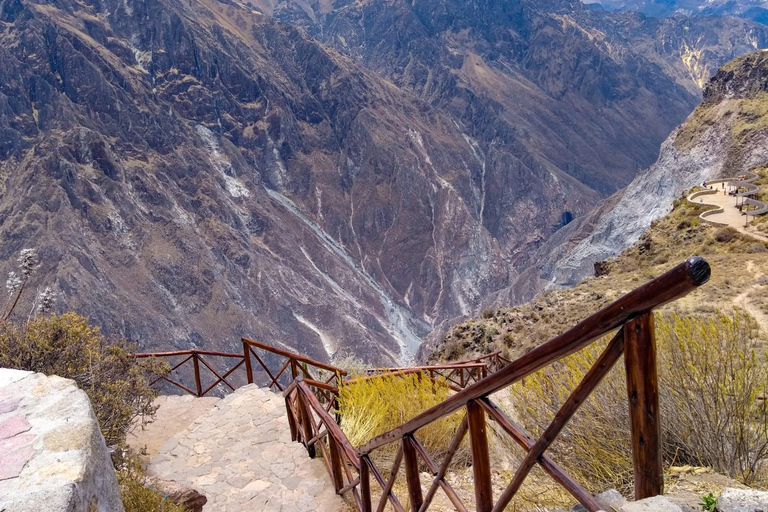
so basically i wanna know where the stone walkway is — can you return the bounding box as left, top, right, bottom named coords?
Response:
left=134, top=385, right=350, bottom=511
left=689, top=187, right=768, bottom=242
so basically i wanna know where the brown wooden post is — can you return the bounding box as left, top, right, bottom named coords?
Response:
left=328, top=434, right=344, bottom=492
left=360, top=455, right=372, bottom=512
left=467, top=399, right=493, bottom=512
left=297, top=388, right=316, bottom=458
left=243, top=339, right=254, bottom=384
left=624, top=313, right=663, bottom=499
left=403, top=435, right=423, bottom=511
left=285, top=395, right=298, bottom=442
left=192, top=353, right=203, bottom=397
left=291, top=359, right=298, bottom=379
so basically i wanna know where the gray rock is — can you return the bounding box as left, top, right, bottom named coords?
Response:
left=147, top=477, right=207, bottom=512
left=620, top=496, right=683, bottom=512
left=0, top=368, right=125, bottom=512
left=572, top=489, right=628, bottom=512
left=717, top=487, right=768, bottom=512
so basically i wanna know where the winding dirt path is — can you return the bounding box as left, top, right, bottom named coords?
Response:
left=732, top=260, right=768, bottom=334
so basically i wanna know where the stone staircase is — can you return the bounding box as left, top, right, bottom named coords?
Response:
left=128, top=385, right=349, bottom=511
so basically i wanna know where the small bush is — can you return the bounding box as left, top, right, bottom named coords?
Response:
left=119, top=458, right=189, bottom=512
left=714, top=228, right=736, bottom=243
left=481, top=308, right=496, bottom=319
left=510, top=310, right=768, bottom=494
left=0, top=313, right=165, bottom=446
left=338, top=372, right=468, bottom=468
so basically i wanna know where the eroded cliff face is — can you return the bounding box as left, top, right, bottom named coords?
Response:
left=499, top=49, right=768, bottom=303
left=0, top=0, right=518, bottom=362
left=0, top=0, right=766, bottom=363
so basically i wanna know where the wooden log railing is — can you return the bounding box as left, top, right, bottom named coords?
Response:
left=361, top=352, right=510, bottom=391
left=284, top=377, right=364, bottom=507
left=133, top=349, right=246, bottom=397
left=286, top=256, right=710, bottom=512
left=135, top=341, right=506, bottom=399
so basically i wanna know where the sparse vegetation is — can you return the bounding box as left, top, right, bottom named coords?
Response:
left=0, top=248, right=165, bottom=446
left=0, top=313, right=166, bottom=446
left=338, top=372, right=468, bottom=468
left=699, top=491, right=718, bottom=512
left=118, top=455, right=190, bottom=512
left=509, top=311, right=768, bottom=495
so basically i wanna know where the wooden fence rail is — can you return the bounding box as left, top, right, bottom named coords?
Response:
left=286, top=256, right=711, bottom=512
left=134, top=349, right=245, bottom=397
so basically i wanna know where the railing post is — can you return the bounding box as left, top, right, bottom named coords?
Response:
left=624, top=312, right=663, bottom=499
left=192, top=353, right=202, bottom=397
left=243, top=339, right=254, bottom=384
left=403, top=435, right=423, bottom=511
left=297, top=385, right=316, bottom=458
left=285, top=395, right=298, bottom=442
left=360, top=455, right=372, bottom=512
left=328, top=434, right=344, bottom=492
left=291, top=359, right=298, bottom=379
left=467, top=399, right=493, bottom=512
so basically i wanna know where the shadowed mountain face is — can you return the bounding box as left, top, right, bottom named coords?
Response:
left=0, top=0, right=765, bottom=363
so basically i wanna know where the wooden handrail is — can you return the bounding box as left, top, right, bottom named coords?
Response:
left=295, top=377, right=360, bottom=467
left=134, top=349, right=244, bottom=358
left=364, top=363, right=488, bottom=374
left=359, top=256, right=709, bottom=455
left=242, top=337, right=348, bottom=376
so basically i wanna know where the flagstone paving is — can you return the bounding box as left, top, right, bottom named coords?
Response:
left=137, top=385, right=351, bottom=511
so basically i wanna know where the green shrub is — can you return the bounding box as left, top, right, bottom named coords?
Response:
left=510, top=310, right=768, bottom=494
left=0, top=313, right=165, bottom=446
left=714, top=228, right=736, bottom=243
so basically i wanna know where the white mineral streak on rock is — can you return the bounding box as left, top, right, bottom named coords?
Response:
left=266, top=187, right=430, bottom=361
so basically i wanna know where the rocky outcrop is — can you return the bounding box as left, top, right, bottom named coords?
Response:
left=0, top=368, right=124, bottom=512
left=717, top=487, right=768, bottom=511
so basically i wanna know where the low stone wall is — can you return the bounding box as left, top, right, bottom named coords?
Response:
left=0, top=368, right=124, bottom=512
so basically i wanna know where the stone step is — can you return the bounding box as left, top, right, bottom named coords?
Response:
left=135, top=385, right=350, bottom=511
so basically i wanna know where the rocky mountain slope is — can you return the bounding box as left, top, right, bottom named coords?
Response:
left=0, top=0, right=766, bottom=363
left=426, top=49, right=768, bottom=361
left=587, top=0, right=768, bottom=25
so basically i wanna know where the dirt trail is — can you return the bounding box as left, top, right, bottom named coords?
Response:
left=732, top=260, right=768, bottom=334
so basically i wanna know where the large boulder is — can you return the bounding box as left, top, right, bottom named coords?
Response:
left=0, top=368, right=125, bottom=512
left=717, top=487, right=768, bottom=512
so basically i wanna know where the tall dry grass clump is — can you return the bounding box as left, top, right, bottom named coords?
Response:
left=510, top=310, right=768, bottom=495
left=338, top=372, right=468, bottom=468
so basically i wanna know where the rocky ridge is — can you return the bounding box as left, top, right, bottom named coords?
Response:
left=469, top=48, right=768, bottom=319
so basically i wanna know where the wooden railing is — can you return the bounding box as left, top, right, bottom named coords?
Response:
left=360, top=352, right=510, bottom=392
left=287, top=256, right=711, bottom=512
left=134, top=349, right=246, bottom=397
left=135, top=338, right=506, bottom=400
left=242, top=337, right=347, bottom=410
left=285, top=377, right=364, bottom=506
left=134, top=338, right=349, bottom=399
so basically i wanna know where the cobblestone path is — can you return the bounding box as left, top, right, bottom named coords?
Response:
left=138, top=385, right=350, bottom=511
